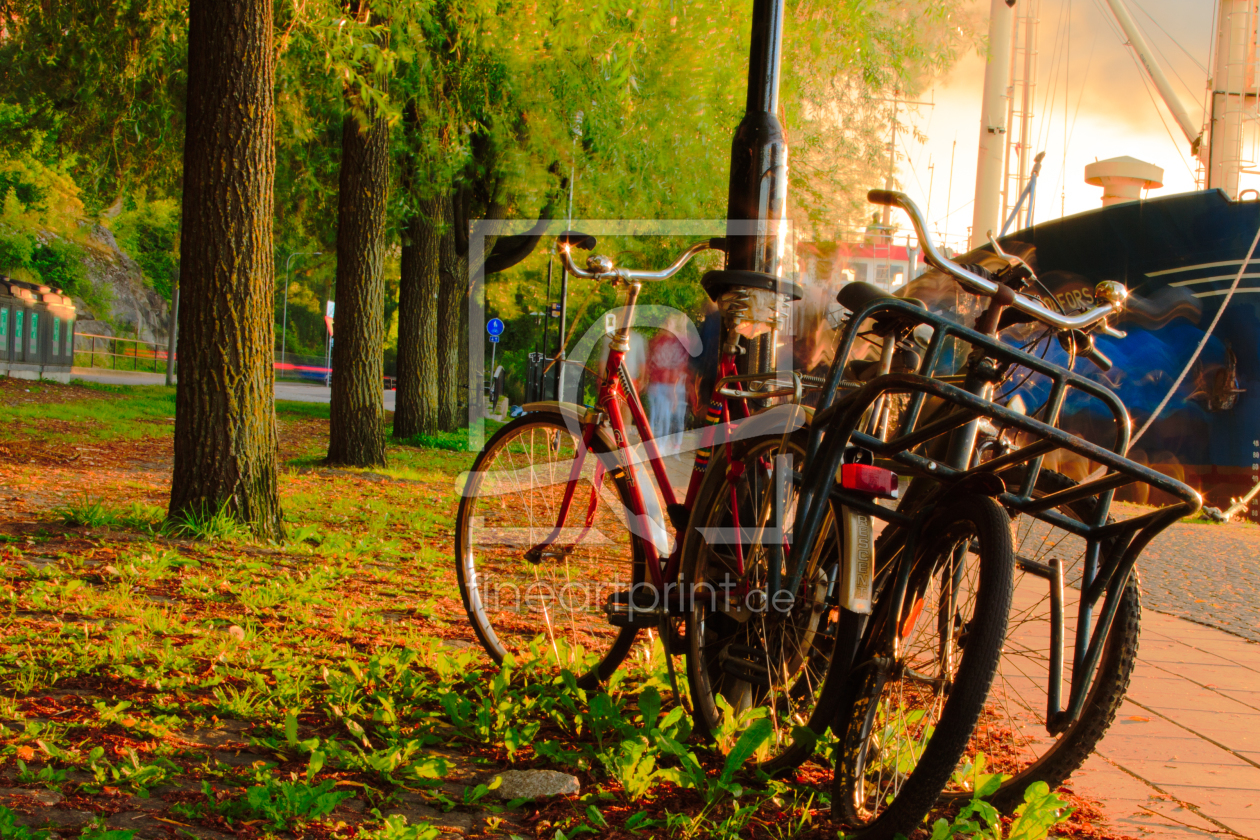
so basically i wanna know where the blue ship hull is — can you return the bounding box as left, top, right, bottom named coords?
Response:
left=905, top=189, right=1260, bottom=517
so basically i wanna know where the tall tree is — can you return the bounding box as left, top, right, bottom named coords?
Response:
left=436, top=188, right=467, bottom=432
left=327, top=109, right=390, bottom=466
left=393, top=192, right=444, bottom=439
left=170, top=0, right=283, bottom=538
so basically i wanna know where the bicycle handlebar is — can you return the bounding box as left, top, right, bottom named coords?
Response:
left=556, top=238, right=721, bottom=282
left=868, top=190, right=1126, bottom=333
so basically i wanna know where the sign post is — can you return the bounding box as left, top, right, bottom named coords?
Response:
left=486, top=317, right=504, bottom=387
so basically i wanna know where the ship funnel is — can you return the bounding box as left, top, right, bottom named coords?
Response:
left=1084, top=156, right=1164, bottom=207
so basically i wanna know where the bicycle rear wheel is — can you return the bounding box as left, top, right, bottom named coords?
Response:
left=683, top=430, right=846, bottom=772
left=958, top=468, right=1140, bottom=810
left=454, top=411, right=645, bottom=685
left=833, top=494, right=1013, bottom=840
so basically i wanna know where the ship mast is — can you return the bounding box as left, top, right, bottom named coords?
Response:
left=1102, top=0, right=1204, bottom=160
left=1207, top=0, right=1259, bottom=198
left=1001, top=0, right=1039, bottom=231
left=970, top=0, right=1015, bottom=249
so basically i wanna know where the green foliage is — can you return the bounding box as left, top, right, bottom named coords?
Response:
left=0, top=225, right=34, bottom=276
left=0, top=808, right=136, bottom=840
left=110, top=199, right=179, bottom=300
left=0, top=805, right=48, bottom=840
left=0, top=2, right=189, bottom=205
left=85, top=746, right=178, bottom=796
left=364, top=815, right=441, bottom=840
left=1007, top=782, right=1075, bottom=840
left=1, top=380, right=1091, bottom=839
left=394, top=428, right=473, bottom=452
left=930, top=755, right=1073, bottom=840
left=164, top=503, right=251, bottom=542
left=206, top=774, right=351, bottom=830
left=53, top=499, right=164, bottom=532
left=29, top=239, right=88, bottom=297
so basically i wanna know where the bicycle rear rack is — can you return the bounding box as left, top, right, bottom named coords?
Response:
left=794, top=296, right=1201, bottom=731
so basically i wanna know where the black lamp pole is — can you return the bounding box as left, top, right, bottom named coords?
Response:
left=725, top=0, right=788, bottom=373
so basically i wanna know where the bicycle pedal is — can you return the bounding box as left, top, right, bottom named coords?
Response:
left=523, top=543, right=572, bottom=565
left=604, top=589, right=665, bottom=628
left=604, top=587, right=689, bottom=628
left=719, top=644, right=771, bottom=686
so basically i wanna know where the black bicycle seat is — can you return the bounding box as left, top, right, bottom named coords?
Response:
left=845, top=348, right=923, bottom=382
left=837, top=281, right=925, bottom=334
left=557, top=230, right=597, bottom=250
left=701, top=269, right=803, bottom=302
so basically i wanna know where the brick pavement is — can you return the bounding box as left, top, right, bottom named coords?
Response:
left=1122, top=508, right=1260, bottom=643
left=1067, top=513, right=1260, bottom=838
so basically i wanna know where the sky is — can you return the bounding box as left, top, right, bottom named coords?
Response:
left=892, top=0, right=1232, bottom=252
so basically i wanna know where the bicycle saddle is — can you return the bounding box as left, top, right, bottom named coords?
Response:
left=557, top=230, right=597, bottom=250
left=701, top=269, right=803, bottom=301
left=837, top=281, right=925, bottom=334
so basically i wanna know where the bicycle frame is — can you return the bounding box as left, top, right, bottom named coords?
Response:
left=792, top=296, right=1200, bottom=733
left=526, top=289, right=752, bottom=595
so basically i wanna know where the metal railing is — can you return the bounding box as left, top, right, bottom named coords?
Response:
left=75, top=334, right=170, bottom=374
left=74, top=335, right=404, bottom=388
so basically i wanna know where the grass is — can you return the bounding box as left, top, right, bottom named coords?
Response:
left=276, top=399, right=331, bottom=420
left=0, top=382, right=1083, bottom=840
left=2, top=381, right=176, bottom=444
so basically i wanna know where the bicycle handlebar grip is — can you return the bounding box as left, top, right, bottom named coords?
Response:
left=557, top=230, right=597, bottom=251
left=867, top=189, right=901, bottom=207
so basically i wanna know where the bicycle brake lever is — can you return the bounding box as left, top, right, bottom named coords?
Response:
left=987, top=231, right=1040, bottom=285
left=1085, top=344, right=1112, bottom=372
left=1058, top=329, right=1113, bottom=372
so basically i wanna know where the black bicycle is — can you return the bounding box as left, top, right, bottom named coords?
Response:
left=683, top=189, right=1200, bottom=839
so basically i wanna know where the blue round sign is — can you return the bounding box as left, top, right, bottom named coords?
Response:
left=487, top=317, right=505, bottom=337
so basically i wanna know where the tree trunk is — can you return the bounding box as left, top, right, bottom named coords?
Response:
left=437, top=199, right=467, bottom=432
left=170, top=0, right=282, bottom=539
left=393, top=193, right=443, bottom=439
left=327, top=111, right=389, bottom=467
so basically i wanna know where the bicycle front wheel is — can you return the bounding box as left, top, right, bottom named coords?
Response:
left=958, top=468, right=1140, bottom=811
left=454, top=411, right=645, bottom=684
left=833, top=494, right=1013, bottom=840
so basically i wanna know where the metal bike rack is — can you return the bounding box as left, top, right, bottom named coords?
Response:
left=793, top=295, right=1201, bottom=731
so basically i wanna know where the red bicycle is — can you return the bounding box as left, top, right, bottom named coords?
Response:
left=454, top=231, right=873, bottom=766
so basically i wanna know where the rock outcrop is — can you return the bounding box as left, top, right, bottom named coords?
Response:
left=74, top=223, right=171, bottom=344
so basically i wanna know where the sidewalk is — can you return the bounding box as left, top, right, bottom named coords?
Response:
left=68, top=367, right=396, bottom=410
left=1069, top=607, right=1260, bottom=838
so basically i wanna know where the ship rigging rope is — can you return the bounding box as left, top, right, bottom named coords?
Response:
left=1129, top=0, right=1208, bottom=100
left=1129, top=219, right=1260, bottom=448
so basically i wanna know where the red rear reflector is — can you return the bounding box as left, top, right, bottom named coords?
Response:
left=840, top=464, right=899, bottom=498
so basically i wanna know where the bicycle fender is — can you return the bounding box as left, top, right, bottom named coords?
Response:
left=520, top=400, right=672, bottom=557
left=839, top=505, right=875, bottom=614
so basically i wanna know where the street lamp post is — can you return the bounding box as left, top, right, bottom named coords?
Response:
left=280, top=251, right=321, bottom=370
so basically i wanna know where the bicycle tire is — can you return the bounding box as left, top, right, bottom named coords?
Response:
left=960, top=468, right=1140, bottom=811
left=454, top=411, right=645, bottom=686
left=833, top=493, right=1014, bottom=840
left=682, top=429, right=848, bottom=772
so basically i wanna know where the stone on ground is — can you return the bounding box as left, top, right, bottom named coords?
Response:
left=493, top=769, right=580, bottom=800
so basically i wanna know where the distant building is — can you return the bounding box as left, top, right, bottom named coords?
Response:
left=797, top=234, right=923, bottom=292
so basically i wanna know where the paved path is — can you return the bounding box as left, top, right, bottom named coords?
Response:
left=1061, top=514, right=1260, bottom=838
left=1121, top=507, right=1260, bottom=643
left=1071, top=605, right=1260, bottom=838
left=69, top=368, right=396, bottom=411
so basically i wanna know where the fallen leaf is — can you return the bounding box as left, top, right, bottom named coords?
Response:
left=1126, top=715, right=1151, bottom=722
left=15, top=745, right=34, bottom=761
